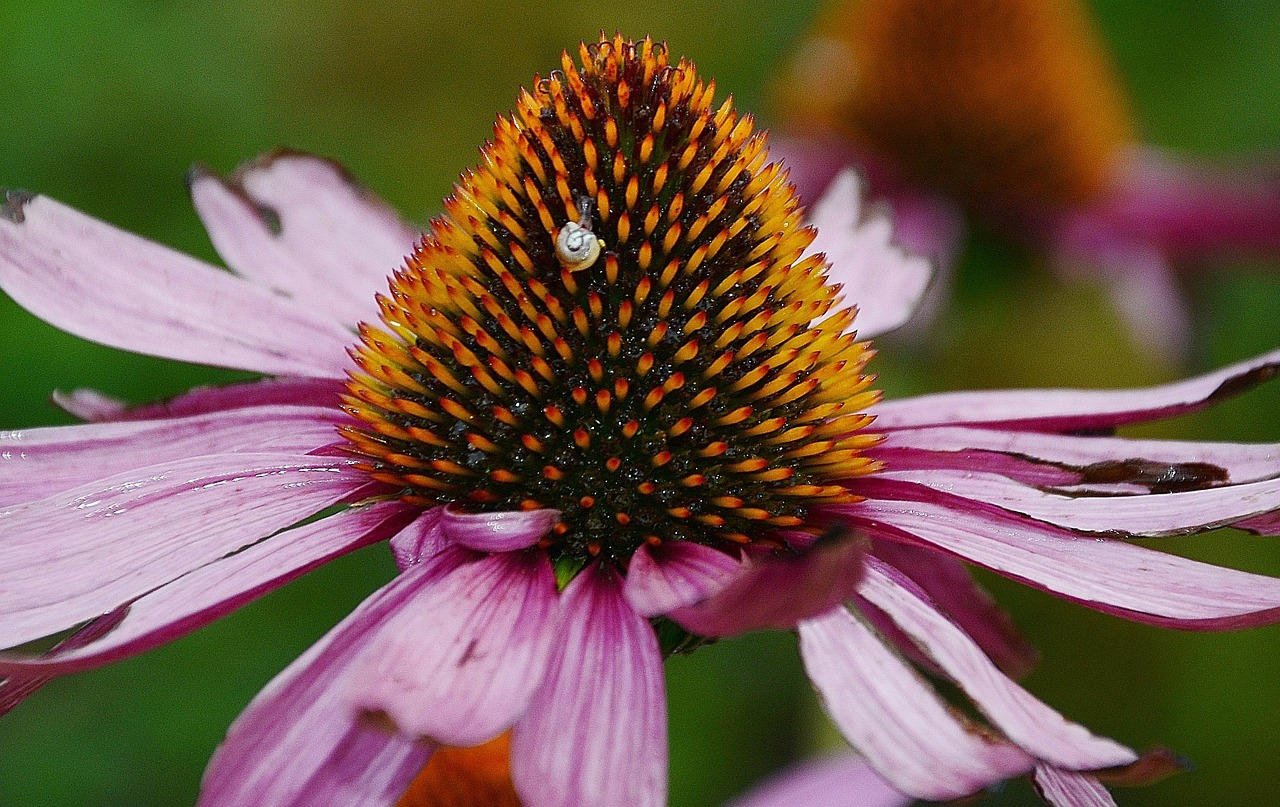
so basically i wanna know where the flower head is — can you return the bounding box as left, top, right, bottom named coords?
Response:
left=770, top=0, right=1280, bottom=356
left=0, top=33, right=1279, bottom=807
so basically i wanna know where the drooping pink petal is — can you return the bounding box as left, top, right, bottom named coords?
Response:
left=1032, top=765, right=1117, bottom=807
left=511, top=564, right=666, bottom=807
left=798, top=606, right=1033, bottom=800
left=859, top=558, right=1135, bottom=770
left=198, top=535, right=459, bottom=807
left=874, top=469, right=1280, bottom=537
left=0, top=500, right=414, bottom=677
left=872, top=347, right=1280, bottom=431
left=669, top=532, right=868, bottom=637
left=869, top=540, right=1039, bottom=679
left=725, top=752, right=911, bottom=807
left=349, top=550, right=559, bottom=747
left=622, top=541, right=743, bottom=618
left=439, top=507, right=561, bottom=552
left=806, top=169, right=933, bottom=339
left=0, top=405, right=344, bottom=506
left=844, top=499, right=1280, bottom=629
left=0, top=192, right=353, bottom=377
left=389, top=507, right=446, bottom=570
left=878, top=426, right=1280, bottom=488
left=0, top=453, right=371, bottom=649
left=0, top=608, right=126, bottom=717
left=54, top=377, right=347, bottom=422
left=189, top=151, right=419, bottom=328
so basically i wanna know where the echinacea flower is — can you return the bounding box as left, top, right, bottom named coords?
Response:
left=770, top=0, right=1280, bottom=357
left=1, top=34, right=1279, bottom=807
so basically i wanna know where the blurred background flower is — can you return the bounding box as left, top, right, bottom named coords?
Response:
left=0, top=2, right=1277, bottom=806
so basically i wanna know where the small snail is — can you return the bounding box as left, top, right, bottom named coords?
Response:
left=556, top=196, right=603, bottom=271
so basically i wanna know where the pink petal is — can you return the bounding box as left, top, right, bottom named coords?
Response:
left=0, top=500, right=414, bottom=676
left=0, top=405, right=343, bottom=506
left=844, top=499, right=1280, bottom=629
left=806, top=169, right=933, bottom=339
left=439, top=506, right=561, bottom=552
left=1236, top=510, right=1280, bottom=536
left=198, top=544, right=459, bottom=807
left=0, top=453, right=370, bottom=649
left=858, top=558, right=1135, bottom=769
left=622, top=541, right=744, bottom=618
left=798, top=606, right=1033, bottom=800
left=350, top=550, right=559, bottom=747
left=873, top=347, right=1280, bottom=431
left=0, top=192, right=352, bottom=377
left=56, top=377, right=347, bottom=422
left=1033, top=766, right=1117, bottom=807
left=189, top=151, right=419, bottom=328
left=389, top=506, right=446, bottom=570
left=869, top=540, right=1039, bottom=679
left=511, top=564, right=666, bottom=807
left=878, top=426, right=1280, bottom=489
left=726, top=753, right=911, bottom=807
left=875, top=470, right=1280, bottom=537
left=0, top=608, right=126, bottom=717
left=668, top=532, right=867, bottom=637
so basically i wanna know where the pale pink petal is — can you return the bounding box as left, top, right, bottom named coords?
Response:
left=669, top=533, right=867, bottom=637
left=198, top=543, right=460, bottom=807
left=844, top=499, right=1280, bottom=629
left=0, top=192, right=352, bottom=377
left=806, top=169, right=933, bottom=339
left=875, top=470, right=1280, bottom=537
left=622, top=542, right=743, bottom=618
left=350, top=550, right=559, bottom=747
left=439, top=506, right=560, bottom=552
left=726, top=753, right=910, bottom=807
left=859, top=558, right=1135, bottom=769
left=1033, top=766, right=1117, bottom=807
left=0, top=405, right=343, bottom=506
left=0, top=453, right=370, bottom=649
left=58, top=377, right=347, bottom=422
left=798, top=606, right=1033, bottom=800
left=189, top=151, right=418, bottom=328
left=878, top=426, right=1280, bottom=488
left=0, top=500, right=414, bottom=676
left=872, top=348, right=1280, bottom=431
left=869, top=540, right=1038, bottom=679
left=512, top=565, right=666, bottom=807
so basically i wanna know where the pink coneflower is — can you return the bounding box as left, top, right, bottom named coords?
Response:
left=770, top=0, right=1280, bottom=357
left=1, top=34, right=1279, bottom=807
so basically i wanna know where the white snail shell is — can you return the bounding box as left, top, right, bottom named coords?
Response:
left=555, top=220, right=602, bottom=271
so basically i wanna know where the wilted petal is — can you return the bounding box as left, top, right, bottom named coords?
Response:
left=190, top=151, right=418, bottom=328
left=806, top=169, right=933, bottom=339
left=869, top=540, right=1038, bottom=679
left=799, top=606, right=1033, bottom=800
left=0, top=453, right=369, bottom=649
left=512, top=565, right=666, bottom=807
left=669, top=532, right=868, bottom=637
left=350, top=550, right=559, bottom=747
left=859, top=559, right=1135, bottom=769
left=0, top=193, right=353, bottom=377
left=878, top=426, right=1280, bottom=488
left=0, top=405, right=344, bottom=506
left=1033, top=766, right=1117, bottom=807
left=622, top=541, right=743, bottom=618
left=726, top=752, right=911, bottom=807
left=848, top=499, right=1280, bottom=628
left=875, top=470, right=1280, bottom=537
left=873, top=347, right=1280, bottom=431
left=0, top=500, right=414, bottom=677
left=440, top=507, right=560, bottom=552
left=198, top=543, right=460, bottom=807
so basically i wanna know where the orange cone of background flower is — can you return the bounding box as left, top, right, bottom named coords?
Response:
left=770, top=0, right=1280, bottom=356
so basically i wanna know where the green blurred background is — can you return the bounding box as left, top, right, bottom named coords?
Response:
left=1, top=1, right=1278, bottom=804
